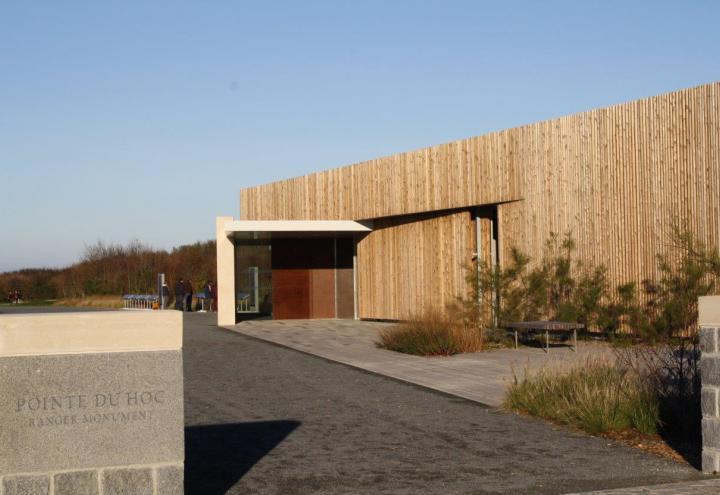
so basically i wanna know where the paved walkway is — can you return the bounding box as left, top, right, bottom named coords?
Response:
left=227, top=319, right=613, bottom=407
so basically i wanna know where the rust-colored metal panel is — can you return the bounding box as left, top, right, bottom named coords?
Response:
left=271, top=238, right=337, bottom=319
left=272, top=268, right=310, bottom=319
left=310, top=268, right=334, bottom=318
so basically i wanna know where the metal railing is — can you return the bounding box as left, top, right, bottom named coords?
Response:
left=122, top=294, right=159, bottom=310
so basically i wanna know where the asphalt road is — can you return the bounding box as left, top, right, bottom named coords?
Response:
left=181, top=312, right=703, bottom=495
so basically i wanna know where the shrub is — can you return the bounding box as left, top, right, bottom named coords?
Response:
left=469, top=232, right=611, bottom=330
left=470, top=223, right=718, bottom=340
left=613, top=341, right=700, bottom=444
left=504, top=359, right=660, bottom=435
left=641, top=226, right=716, bottom=340
left=597, top=224, right=716, bottom=341
left=376, top=311, right=484, bottom=356
left=0, top=239, right=217, bottom=301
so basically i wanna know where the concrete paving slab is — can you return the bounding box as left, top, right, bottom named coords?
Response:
left=226, top=318, right=613, bottom=407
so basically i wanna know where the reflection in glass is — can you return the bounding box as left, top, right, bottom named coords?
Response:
left=234, top=239, right=272, bottom=316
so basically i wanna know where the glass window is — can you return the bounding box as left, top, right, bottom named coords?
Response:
left=234, top=238, right=272, bottom=316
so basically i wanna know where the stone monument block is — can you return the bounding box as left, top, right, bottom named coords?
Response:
left=0, top=311, right=184, bottom=495
left=701, top=296, right=720, bottom=474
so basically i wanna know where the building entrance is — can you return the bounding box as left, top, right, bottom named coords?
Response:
left=271, top=237, right=354, bottom=319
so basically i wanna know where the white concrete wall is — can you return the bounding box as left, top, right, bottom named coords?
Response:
left=216, top=216, right=236, bottom=326
left=0, top=310, right=182, bottom=356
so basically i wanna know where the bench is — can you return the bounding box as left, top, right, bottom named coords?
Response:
left=504, top=321, right=585, bottom=352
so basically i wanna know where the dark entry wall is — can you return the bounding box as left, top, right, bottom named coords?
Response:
left=271, top=238, right=353, bottom=319
left=335, top=238, right=354, bottom=319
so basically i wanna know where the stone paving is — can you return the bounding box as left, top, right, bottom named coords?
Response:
left=227, top=318, right=614, bottom=407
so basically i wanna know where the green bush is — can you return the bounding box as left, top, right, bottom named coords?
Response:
left=504, top=360, right=660, bottom=435
left=376, top=312, right=484, bottom=356
left=470, top=224, right=718, bottom=341
left=470, top=232, right=611, bottom=330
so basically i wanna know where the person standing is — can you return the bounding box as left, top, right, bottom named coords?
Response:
left=210, top=281, right=218, bottom=312
left=184, top=279, right=194, bottom=312
left=202, top=281, right=212, bottom=312
left=161, top=282, right=170, bottom=309
left=174, top=278, right=185, bottom=310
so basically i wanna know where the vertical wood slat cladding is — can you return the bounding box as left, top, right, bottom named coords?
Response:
left=494, top=82, right=720, bottom=289
left=357, top=210, right=473, bottom=320
left=242, top=82, right=720, bottom=319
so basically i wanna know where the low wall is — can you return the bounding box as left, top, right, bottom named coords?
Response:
left=0, top=311, right=184, bottom=495
left=700, top=296, right=720, bottom=474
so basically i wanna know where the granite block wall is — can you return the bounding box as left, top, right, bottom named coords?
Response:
left=700, top=296, right=720, bottom=474
left=0, top=463, right=183, bottom=495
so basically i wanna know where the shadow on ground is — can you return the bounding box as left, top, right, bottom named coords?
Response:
left=185, top=420, right=300, bottom=495
left=658, top=394, right=702, bottom=469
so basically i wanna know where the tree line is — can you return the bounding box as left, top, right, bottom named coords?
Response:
left=1, top=239, right=216, bottom=301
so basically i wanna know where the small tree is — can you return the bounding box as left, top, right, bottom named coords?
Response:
left=463, top=232, right=610, bottom=329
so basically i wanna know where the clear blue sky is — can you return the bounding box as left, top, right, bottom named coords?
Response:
left=1, top=1, right=718, bottom=272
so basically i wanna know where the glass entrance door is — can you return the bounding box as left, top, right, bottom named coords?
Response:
left=234, top=239, right=272, bottom=316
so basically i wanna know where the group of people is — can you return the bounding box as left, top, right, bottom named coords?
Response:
left=6, top=289, right=23, bottom=304
left=168, top=279, right=217, bottom=312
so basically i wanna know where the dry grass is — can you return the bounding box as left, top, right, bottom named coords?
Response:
left=504, top=359, right=660, bottom=436
left=376, top=311, right=484, bottom=356
left=53, top=295, right=124, bottom=309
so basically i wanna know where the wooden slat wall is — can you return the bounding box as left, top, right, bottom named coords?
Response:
left=497, top=82, right=720, bottom=289
left=240, top=137, right=524, bottom=221
left=240, top=82, right=720, bottom=319
left=357, top=210, right=473, bottom=320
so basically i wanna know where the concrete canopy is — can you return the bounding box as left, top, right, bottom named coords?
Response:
left=224, top=220, right=372, bottom=240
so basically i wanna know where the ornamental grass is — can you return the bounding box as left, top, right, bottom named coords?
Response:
left=504, top=359, right=660, bottom=436
left=376, top=311, right=484, bottom=356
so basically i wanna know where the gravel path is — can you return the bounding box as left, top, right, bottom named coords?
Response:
left=182, top=313, right=704, bottom=495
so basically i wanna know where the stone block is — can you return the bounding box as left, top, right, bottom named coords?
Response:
left=2, top=475, right=49, bottom=495
left=54, top=470, right=99, bottom=495
left=0, top=311, right=183, bottom=494
left=703, top=449, right=720, bottom=474
left=703, top=387, right=719, bottom=418
left=157, top=464, right=184, bottom=495
left=700, top=326, right=718, bottom=354
left=700, top=296, right=720, bottom=326
left=703, top=418, right=720, bottom=449
left=102, top=468, right=153, bottom=495
left=0, top=350, right=184, bottom=474
left=701, top=356, right=720, bottom=387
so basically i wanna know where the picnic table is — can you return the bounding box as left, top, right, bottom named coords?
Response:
left=504, top=321, right=585, bottom=352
